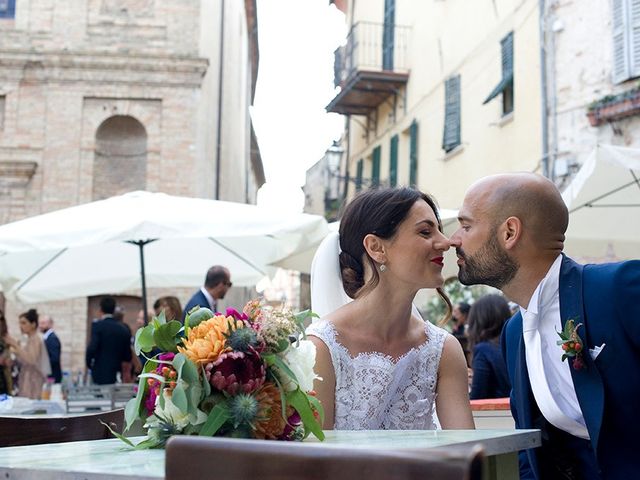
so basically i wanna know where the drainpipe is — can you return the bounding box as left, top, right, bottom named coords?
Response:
left=341, top=116, right=352, bottom=204
left=215, top=0, right=226, bottom=199
left=539, top=0, right=550, bottom=178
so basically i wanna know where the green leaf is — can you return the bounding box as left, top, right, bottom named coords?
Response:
left=133, top=437, right=164, bottom=450
left=139, top=372, right=166, bottom=383
left=125, top=358, right=159, bottom=431
left=100, top=420, right=136, bottom=448
left=153, top=320, right=182, bottom=352
left=268, top=369, right=289, bottom=421
left=270, top=354, right=300, bottom=386
left=201, top=366, right=211, bottom=397
left=199, top=402, right=230, bottom=437
left=287, top=388, right=324, bottom=441
left=307, top=394, right=325, bottom=426
left=180, top=356, right=199, bottom=384
left=171, top=383, right=188, bottom=412
left=135, top=324, right=156, bottom=354
left=294, top=310, right=318, bottom=338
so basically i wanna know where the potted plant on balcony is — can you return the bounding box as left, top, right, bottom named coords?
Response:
left=587, top=85, right=640, bottom=127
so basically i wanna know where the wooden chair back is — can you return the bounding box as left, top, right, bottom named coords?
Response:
left=165, top=436, right=484, bottom=480
left=0, top=408, right=124, bottom=447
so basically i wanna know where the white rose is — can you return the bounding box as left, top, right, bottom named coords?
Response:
left=281, top=339, right=321, bottom=392
left=152, top=388, right=207, bottom=430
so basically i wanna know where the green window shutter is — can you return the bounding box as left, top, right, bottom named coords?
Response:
left=389, top=135, right=398, bottom=187
left=356, top=159, right=364, bottom=192
left=382, top=0, right=396, bottom=70
left=483, top=31, right=514, bottom=105
left=409, top=120, right=418, bottom=187
left=501, top=32, right=514, bottom=77
left=442, top=76, right=461, bottom=153
left=371, top=146, right=381, bottom=187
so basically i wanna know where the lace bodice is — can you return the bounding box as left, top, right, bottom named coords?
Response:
left=306, top=319, right=447, bottom=430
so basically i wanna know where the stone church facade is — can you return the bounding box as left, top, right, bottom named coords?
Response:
left=0, top=0, right=264, bottom=376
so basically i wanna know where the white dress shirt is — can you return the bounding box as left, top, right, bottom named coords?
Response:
left=200, top=286, right=216, bottom=311
left=521, top=254, right=590, bottom=439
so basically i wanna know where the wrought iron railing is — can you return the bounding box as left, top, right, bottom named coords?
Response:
left=334, top=21, right=410, bottom=88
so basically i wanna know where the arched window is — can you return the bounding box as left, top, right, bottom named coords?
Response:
left=93, top=115, right=147, bottom=200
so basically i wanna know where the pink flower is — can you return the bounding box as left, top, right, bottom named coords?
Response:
left=205, top=349, right=266, bottom=395
left=226, top=308, right=248, bottom=322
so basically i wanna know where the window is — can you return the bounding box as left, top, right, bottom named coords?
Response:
left=382, top=0, right=396, bottom=70
left=389, top=135, right=398, bottom=187
left=371, top=146, right=381, bottom=187
left=442, top=76, right=461, bottom=153
left=0, top=0, right=15, bottom=19
left=483, top=31, right=514, bottom=116
left=409, top=121, right=418, bottom=186
left=612, top=0, right=640, bottom=83
left=355, top=159, right=364, bottom=192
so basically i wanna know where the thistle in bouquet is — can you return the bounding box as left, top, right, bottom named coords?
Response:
left=108, top=300, right=324, bottom=449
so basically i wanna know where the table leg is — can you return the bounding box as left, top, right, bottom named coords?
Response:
left=483, top=452, right=519, bottom=480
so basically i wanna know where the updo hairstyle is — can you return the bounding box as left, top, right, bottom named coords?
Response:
left=337, top=188, right=449, bottom=318
left=20, top=308, right=39, bottom=327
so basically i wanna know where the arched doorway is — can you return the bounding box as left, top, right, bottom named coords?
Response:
left=93, top=115, right=147, bottom=200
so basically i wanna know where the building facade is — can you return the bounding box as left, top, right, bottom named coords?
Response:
left=0, top=0, right=264, bottom=375
left=327, top=0, right=543, bottom=209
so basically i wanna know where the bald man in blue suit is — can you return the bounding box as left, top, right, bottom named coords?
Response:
left=450, top=173, right=640, bottom=480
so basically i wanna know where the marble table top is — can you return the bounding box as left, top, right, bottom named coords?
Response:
left=0, top=429, right=540, bottom=480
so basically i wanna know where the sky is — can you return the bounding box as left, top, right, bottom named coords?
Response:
left=252, top=0, right=346, bottom=213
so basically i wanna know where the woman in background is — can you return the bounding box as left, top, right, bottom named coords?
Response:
left=3, top=309, right=51, bottom=399
left=154, top=296, right=183, bottom=322
left=467, top=294, right=511, bottom=400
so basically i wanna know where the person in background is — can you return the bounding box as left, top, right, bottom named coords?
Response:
left=182, top=266, right=232, bottom=320
left=467, top=294, right=511, bottom=400
left=39, top=315, right=62, bottom=383
left=452, top=302, right=470, bottom=336
left=0, top=309, right=13, bottom=395
left=3, top=309, right=51, bottom=399
left=154, top=296, right=183, bottom=322
left=451, top=301, right=471, bottom=366
left=86, top=297, right=132, bottom=385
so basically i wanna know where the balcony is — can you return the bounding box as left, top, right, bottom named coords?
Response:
left=327, top=21, right=410, bottom=115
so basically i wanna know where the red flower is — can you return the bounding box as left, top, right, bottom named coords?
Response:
left=205, top=348, right=266, bottom=395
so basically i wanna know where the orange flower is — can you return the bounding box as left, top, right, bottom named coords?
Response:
left=253, top=383, right=290, bottom=440
left=178, top=315, right=243, bottom=365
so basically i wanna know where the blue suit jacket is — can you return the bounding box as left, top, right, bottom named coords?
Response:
left=44, top=331, right=62, bottom=383
left=502, top=255, right=640, bottom=479
left=182, top=290, right=213, bottom=322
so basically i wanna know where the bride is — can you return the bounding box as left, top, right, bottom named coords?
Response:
left=307, top=187, right=474, bottom=430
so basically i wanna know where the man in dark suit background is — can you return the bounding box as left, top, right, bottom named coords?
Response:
left=86, top=296, right=132, bottom=385
left=39, top=315, right=62, bottom=383
left=182, top=265, right=232, bottom=320
left=450, top=173, right=640, bottom=479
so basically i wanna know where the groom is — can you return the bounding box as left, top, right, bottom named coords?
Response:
left=449, top=173, right=640, bottom=479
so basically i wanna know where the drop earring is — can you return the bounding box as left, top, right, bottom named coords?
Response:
left=379, top=264, right=387, bottom=272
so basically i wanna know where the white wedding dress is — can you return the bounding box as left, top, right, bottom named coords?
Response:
left=309, top=231, right=448, bottom=430
left=306, top=319, right=447, bottom=430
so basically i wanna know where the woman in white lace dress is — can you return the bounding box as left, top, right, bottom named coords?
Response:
left=307, top=187, right=474, bottom=430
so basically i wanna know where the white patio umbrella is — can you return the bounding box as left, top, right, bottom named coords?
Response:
left=0, top=191, right=329, bottom=320
left=561, top=143, right=640, bottom=261
left=270, top=208, right=460, bottom=275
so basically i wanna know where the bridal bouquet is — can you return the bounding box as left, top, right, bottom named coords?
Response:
left=111, top=300, right=324, bottom=448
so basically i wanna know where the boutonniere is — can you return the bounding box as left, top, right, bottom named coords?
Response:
left=556, top=319, right=586, bottom=371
